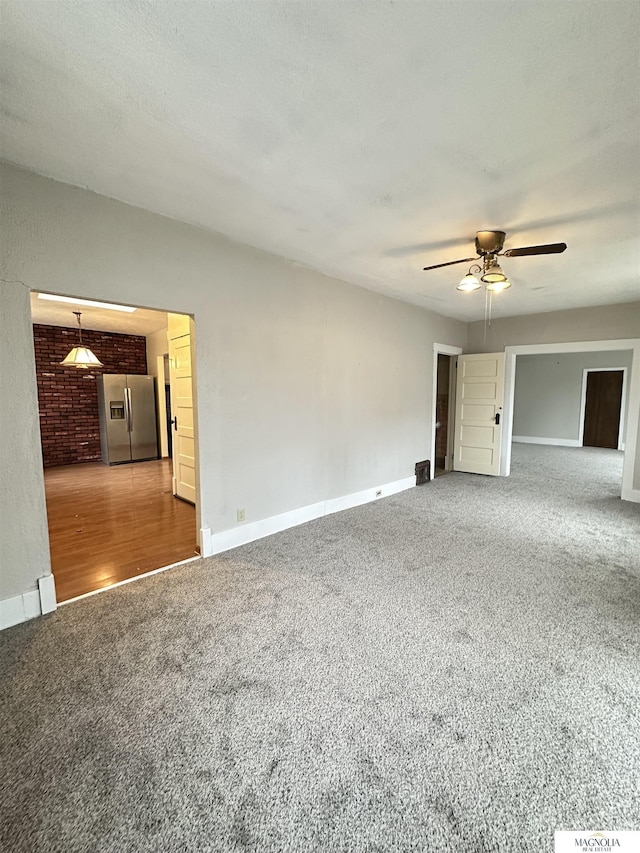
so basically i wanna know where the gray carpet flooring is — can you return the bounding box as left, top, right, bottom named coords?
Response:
left=1, top=444, right=639, bottom=852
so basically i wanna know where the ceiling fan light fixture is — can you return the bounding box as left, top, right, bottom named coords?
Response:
left=485, top=278, right=512, bottom=293
left=481, top=260, right=507, bottom=284
left=457, top=272, right=481, bottom=292
left=422, top=230, right=567, bottom=297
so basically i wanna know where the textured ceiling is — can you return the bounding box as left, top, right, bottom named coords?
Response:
left=2, top=1, right=639, bottom=322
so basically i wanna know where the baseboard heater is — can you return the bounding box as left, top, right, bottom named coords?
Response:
left=415, top=459, right=430, bottom=485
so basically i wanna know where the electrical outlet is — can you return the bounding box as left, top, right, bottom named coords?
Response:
left=237, top=508, right=245, bottom=522
left=375, top=490, right=382, bottom=497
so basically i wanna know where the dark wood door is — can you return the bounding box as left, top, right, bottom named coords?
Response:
left=583, top=370, right=623, bottom=449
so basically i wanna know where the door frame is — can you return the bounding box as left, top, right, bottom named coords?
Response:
left=155, top=353, right=170, bottom=458
left=29, top=289, right=204, bottom=609
left=445, top=356, right=457, bottom=472
left=503, top=339, right=640, bottom=503
left=431, top=342, right=463, bottom=480
left=578, top=367, right=627, bottom=451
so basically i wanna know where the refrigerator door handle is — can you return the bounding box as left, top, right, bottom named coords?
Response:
left=125, top=387, right=133, bottom=433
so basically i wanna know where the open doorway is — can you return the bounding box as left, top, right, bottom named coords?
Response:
left=435, top=354, right=453, bottom=477
left=431, top=342, right=462, bottom=479
left=505, top=344, right=637, bottom=501
left=31, top=293, right=200, bottom=602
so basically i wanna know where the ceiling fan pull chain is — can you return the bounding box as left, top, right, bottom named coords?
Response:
left=483, top=287, right=489, bottom=348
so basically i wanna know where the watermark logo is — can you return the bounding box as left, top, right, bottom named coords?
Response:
left=555, top=830, right=640, bottom=851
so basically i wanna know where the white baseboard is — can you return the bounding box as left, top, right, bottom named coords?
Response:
left=513, top=436, right=627, bottom=452
left=621, top=486, right=640, bottom=504
left=1, top=573, right=58, bottom=630
left=209, top=476, right=416, bottom=555
left=200, top=527, right=213, bottom=558
left=512, top=436, right=580, bottom=447
left=1, top=587, right=41, bottom=630
left=38, top=574, right=57, bottom=614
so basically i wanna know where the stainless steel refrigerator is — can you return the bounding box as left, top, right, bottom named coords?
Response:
left=97, top=374, right=158, bottom=464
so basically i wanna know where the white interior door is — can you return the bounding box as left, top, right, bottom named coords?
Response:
left=453, top=352, right=505, bottom=476
left=168, top=314, right=196, bottom=504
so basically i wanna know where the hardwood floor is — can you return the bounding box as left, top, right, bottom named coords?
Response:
left=44, top=459, right=198, bottom=602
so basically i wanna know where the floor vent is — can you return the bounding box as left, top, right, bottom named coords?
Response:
left=415, top=460, right=430, bottom=485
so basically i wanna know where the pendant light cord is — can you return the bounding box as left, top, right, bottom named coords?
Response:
left=483, top=289, right=494, bottom=350
left=74, top=311, right=83, bottom=345
left=483, top=288, right=488, bottom=349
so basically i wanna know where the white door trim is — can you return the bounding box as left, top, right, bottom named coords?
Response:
left=578, top=367, right=628, bottom=451
left=432, top=343, right=463, bottom=480
left=503, top=339, right=640, bottom=503
left=155, top=353, right=170, bottom=458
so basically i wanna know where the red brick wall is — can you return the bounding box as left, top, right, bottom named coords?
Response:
left=33, top=324, right=147, bottom=468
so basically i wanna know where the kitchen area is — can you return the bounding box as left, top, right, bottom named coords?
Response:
left=30, top=293, right=198, bottom=602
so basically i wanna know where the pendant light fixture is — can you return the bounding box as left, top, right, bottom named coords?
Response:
left=59, top=312, right=104, bottom=369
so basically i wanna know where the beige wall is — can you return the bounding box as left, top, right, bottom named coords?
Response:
left=467, top=303, right=640, bottom=352
left=0, top=163, right=466, bottom=605
left=0, top=282, right=51, bottom=599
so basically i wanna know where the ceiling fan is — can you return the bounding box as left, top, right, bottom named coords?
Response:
left=422, top=230, right=567, bottom=293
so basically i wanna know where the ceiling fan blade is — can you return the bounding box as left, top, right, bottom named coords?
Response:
left=423, top=257, right=476, bottom=271
left=502, top=242, right=567, bottom=257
